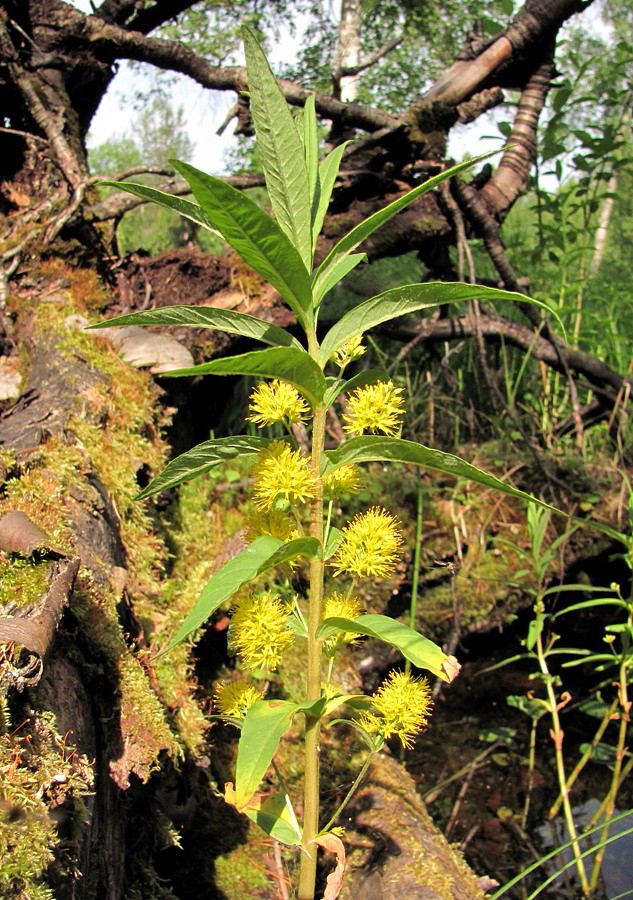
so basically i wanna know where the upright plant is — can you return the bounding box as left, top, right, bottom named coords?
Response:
left=92, top=29, right=554, bottom=899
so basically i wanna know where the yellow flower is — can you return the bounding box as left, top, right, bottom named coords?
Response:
left=230, top=591, right=294, bottom=670
left=247, top=379, right=310, bottom=427
left=245, top=508, right=299, bottom=543
left=331, top=507, right=402, bottom=580
left=251, top=441, right=318, bottom=511
left=342, top=381, right=405, bottom=436
left=215, top=680, right=263, bottom=719
left=361, top=671, right=432, bottom=749
left=322, top=591, right=363, bottom=654
left=332, top=334, right=366, bottom=368
left=323, top=464, right=362, bottom=498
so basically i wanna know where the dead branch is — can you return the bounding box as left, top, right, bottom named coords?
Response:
left=89, top=172, right=266, bottom=222
left=480, top=49, right=555, bottom=220
left=336, top=34, right=404, bottom=78
left=79, top=14, right=397, bottom=132
left=386, top=312, right=632, bottom=408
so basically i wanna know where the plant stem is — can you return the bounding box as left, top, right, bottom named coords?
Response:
left=405, top=483, right=424, bottom=678
left=588, top=647, right=630, bottom=893
left=298, top=400, right=326, bottom=900
left=537, top=634, right=590, bottom=895
left=320, top=750, right=377, bottom=835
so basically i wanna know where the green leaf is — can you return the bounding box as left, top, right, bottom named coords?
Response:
left=526, top=617, right=544, bottom=651
left=317, top=614, right=454, bottom=681
left=318, top=281, right=556, bottom=366
left=313, top=150, right=499, bottom=303
left=157, top=535, right=321, bottom=655
left=137, top=435, right=273, bottom=499
left=322, top=436, right=559, bottom=512
left=243, top=792, right=302, bottom=846
left=89, top=305, right=302, bottom=349
left=302, top=94, right=320, bottom=229
left=302, top=692, right=366, bottom=719
left=553, top=597, right=628, bottom=616
left=313, top=141, right=350, bottom=247
left=170, top=160, right=313, bottom=328
left=263, top=537, right=322, bottom=567
left=98, top=181, right=220, bottom=236
left=163, top=346, right=327, bottom=406
left=324, top=526, right=343, bottom=559
left=325, top=369, right=388, bottom=406
left=313, top=253, right=367, bottom=309
left=234, top=699, right=298, bottom=808
left=157, top=536, right=283, bottom=654
left=242, top=26, right=312, bottom=269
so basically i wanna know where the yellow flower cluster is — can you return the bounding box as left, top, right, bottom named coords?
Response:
left=323, top=463, right=362, bottom=498
left=342, top=381, right=405, bottom=436
left=230, top=591, right=294, bottom=670
left=332, top=334, right=366, bottom=368
left=322, top=591, right=363, bottom=654
left=331, top=507, right=402, bottom=580
left=245, top=508, right=299, bottom=543
left=247, top=379, right=310, bottom=427
left=361, top=671, right=432, bottom=749
left=215, top=681, right=263, bottom=719
left=251, top=441, right=318, bottom=510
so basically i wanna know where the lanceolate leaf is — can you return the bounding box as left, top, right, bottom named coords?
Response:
left=313, top=150, right=499, bottom=302
left=322, top=436, right=559, bottom=512
left=313, top=141, right=350, bottom=250
left=158, top=535, right=321, bottom=655
left=98, top=181, right=220, bottom=236
left=234, top=699, right=298, bottom=809
left=318, top=282, right=555, bottom=365
left=89, top=306, right=302, bottom=350
left=243, top=26, right=312, bottom=269
left=302, top=94, right=320, bottom=226
left=324, top=369, right=388, bottom=406
left=171, top=160, right=313, bottom=327
left=234, top=691, right=363, bottom=811
left=158, top=536, right=283, bottom=654
left=317, top=614, right=456, bottom=681
left=137, top=435, right=273, bottom=499
left=263, top=537, right=322, bottom=567
left=243, top=792, right=302, bottom=846
left=163, top=346, right=327, bottom=405
left=313, top=253, right=367, bottom=309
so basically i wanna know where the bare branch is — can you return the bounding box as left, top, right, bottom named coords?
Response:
left=480, top=49, right=555, bottom=219
left=89, top=173, right=266, bottom=222
left=336, top=34, right=403, bottom=78
left=415, top=0, right=589, bottom=108
left=128, top=0, right=198, bottom=35
left=81, top=16, right=397, bottom=132
left=0, top=18, right=86, bottom=189
left=388, top=313, right=631, bottom=404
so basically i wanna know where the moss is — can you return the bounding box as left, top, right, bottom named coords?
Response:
left=213, top=830, right=273, bottom=898
left=0, top=557, right=55, bottom=611
left=0, top=708, right=92, bottom=899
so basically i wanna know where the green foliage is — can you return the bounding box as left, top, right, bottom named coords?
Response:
left=492, top=505, right=633, bottom=896
left=89, top=96, right=217, bottom=255
left=95, top=30, right=554, bottom=898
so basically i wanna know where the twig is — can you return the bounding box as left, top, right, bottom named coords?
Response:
left=272, top=841, right=290, bottom=900
left=336, top=34, right=403, bottom=78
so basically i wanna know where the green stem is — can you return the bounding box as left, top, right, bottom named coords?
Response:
left=320, top=750, right=377, bottom=835
left=405, top=484, right=424, bottom=678
left=588, top=648, right=630, bottom=893
left=537, top=633, right=590, bottom=895
left=297, top=399, right=326, bottom=900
